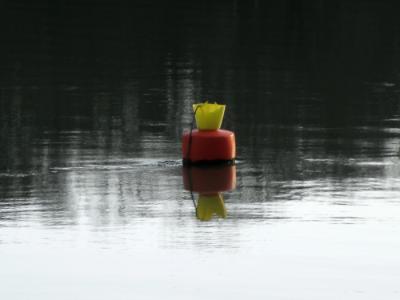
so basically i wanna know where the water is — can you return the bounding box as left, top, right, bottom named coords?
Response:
left=1, top=1, right=400, bottom=299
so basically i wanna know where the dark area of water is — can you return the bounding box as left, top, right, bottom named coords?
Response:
left=2, top=2, right=400, bottom=165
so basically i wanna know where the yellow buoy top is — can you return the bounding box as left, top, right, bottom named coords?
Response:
left=192, top=102, right=226, bottom=130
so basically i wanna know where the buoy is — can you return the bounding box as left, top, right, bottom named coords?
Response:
left=182, top=129, right=235, bottom=164
left=182, top=102, right=236, bottom=221
left=182, top=102, right=236, bottom=165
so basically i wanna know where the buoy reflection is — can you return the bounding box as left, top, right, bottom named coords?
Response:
left=183, top=165, right=236, bottom=221
left=196, top=193, right=227, bottom=221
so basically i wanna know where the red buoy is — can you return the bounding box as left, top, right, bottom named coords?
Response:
left=182, top=129, right=236, bottom=164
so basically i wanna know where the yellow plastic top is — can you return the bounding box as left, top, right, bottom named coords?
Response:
left=193, top=102, right=226, bottom=130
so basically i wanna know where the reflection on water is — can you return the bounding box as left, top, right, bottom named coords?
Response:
left=183, top=165, right=236, bottom=221
left=196, top=194, right=227, bottom=221
left=1, top=0, right=400, bottom=299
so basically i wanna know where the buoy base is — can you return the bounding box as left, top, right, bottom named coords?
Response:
left=182, top=129, right=236, bottom=164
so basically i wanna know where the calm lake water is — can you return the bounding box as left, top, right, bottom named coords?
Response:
left=1, top=1, right=400, bottom=299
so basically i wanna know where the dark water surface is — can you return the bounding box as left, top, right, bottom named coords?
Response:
left=1, top=1, right=400, bottom=299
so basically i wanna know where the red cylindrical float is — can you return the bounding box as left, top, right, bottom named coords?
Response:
left=182, top=129, right=236, bottom=164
